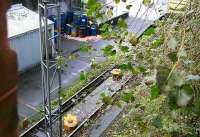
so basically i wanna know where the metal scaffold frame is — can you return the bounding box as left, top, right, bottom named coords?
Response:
left=38, top=0, right=62, bottom=136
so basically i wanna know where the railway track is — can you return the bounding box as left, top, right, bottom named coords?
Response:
left=66, top=73, right=132, bottom=137
left=20, top=8, right=167, bottom=136
left=20, top=65, right=117, bottom=137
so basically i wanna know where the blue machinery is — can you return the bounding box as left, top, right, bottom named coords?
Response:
left=49, top=9, right=98, bottom=37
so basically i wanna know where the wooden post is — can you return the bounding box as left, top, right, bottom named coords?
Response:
left=0, top=1, right=18, bottom=137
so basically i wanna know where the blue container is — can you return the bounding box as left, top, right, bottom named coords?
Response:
left=65, top=24, right=72, bottom=35
left=90, top=25, right=98, bottom=36
left=73, top=11, right=81, bottom=26
left=80, top=14, right=88, bottom=27
left=87, top=26, right=91, bottom=36
left=79, top=26, right=87, bottom=37
left=61, top=12, right=66, bottom=27
left=61, top=13, right=67, bottom=33
left=66, top=11, right=73, bottom=24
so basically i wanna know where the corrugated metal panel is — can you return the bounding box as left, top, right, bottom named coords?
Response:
left=7, top=4, right=53, bottom=39
left=9, top=30, right=41, bottom=72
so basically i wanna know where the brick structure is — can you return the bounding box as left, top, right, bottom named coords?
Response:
left=0, top=1, right=18, bottom=137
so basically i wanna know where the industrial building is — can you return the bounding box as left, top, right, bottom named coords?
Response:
left=7, top=4, right=54, bottom=72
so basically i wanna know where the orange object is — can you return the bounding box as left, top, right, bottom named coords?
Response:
left=63, top=114, right=78, bottom=132
left=0, top=1, right=18, bottom=137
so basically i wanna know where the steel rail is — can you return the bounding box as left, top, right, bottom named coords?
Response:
left=66, top=75, right=133, bottom=137
left=20, top=64, right=116, bottom=137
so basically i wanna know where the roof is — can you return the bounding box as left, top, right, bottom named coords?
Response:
left=7, top=4, right=53, bottom=39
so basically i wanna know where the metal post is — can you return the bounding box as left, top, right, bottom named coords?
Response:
left=38, top=0, right=63, bottom=136
left=56, top=1, right=63, bottom=137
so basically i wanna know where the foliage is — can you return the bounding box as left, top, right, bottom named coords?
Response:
left=79, top=42, right=93, bottom=52
left=150, top=84, right=159, bottom=100
left=105, top=84, right=199, bottom=137
left=86, top=0, right=200, bottom=136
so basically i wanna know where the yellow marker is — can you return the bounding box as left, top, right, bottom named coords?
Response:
left=111, top=69, right=122, bottom=80
left=63, top=114, right=78, bottom=132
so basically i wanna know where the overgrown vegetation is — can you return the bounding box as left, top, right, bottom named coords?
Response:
left=20, top=0, right=200, bottom=136
left=86, top=0, right=200, bottom=136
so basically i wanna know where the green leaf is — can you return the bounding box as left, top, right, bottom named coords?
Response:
left=138, top=65, right=146, bottom=73
left=101, top=92, right=113, bottom=105
left=107, top=8, right=113, bottom=18
left=80, top=42, right=92, bottom=52
left=119, top=62, right=133, bottom=71
left=115, top=100, right=123, bottom=108
left=100, top=23, right=109, bottom=31
left=102, top=45, right=116, bottom=56
left=111, top=31, right=118, bottom=38
left=103, top=44, right=113, bottom=51
left=181, top=84, right=193, bottom=95
left=87, top=1, right=102, bottom=17
left=119, top=46, right=129, bottom=52
left=131, top=67, right=140, bottom=75
left=56, top=55, right=67, bottom=69
left=127, top=62, right=133, bottom=71
left=167, top=52, right=178, bottom=62
left=87, top=0, right=96, bottom=7
left=194, top=98, right=200, bottom=114
left=151, top=116, right=163, bottom=128
left=168, top=89, right=179, bottom=110
left=151, top=84, right=159, bottom=99
left=151, top=38, right=164, bottom=49
left=80, top=71, right=86, bottom=81
left=143, top=0, right=151, bottom=6
left=126, top=4, right=132, bottom=10
left=115, top=0, right=120, bottom=4
left=120, top=63, right=128, bottom=70
left=122, top=91, right=134, bottom=103
left=117, top=18, right=127, bottom=28
left=87, top=9, right=94, bottom=17
left=143, top=27, right=155, bottom=36
left=101, top=32, right=111, bottom=39
left=167, top=37, right=178, bottom=50
left=110, top=50, right=117, bottom=56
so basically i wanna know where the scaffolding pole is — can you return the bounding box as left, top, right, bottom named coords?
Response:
left=38, top=0, right=62, bottom=136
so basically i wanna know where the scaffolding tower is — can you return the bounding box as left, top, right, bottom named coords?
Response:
left=38, top=0, right=62, bottom=136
